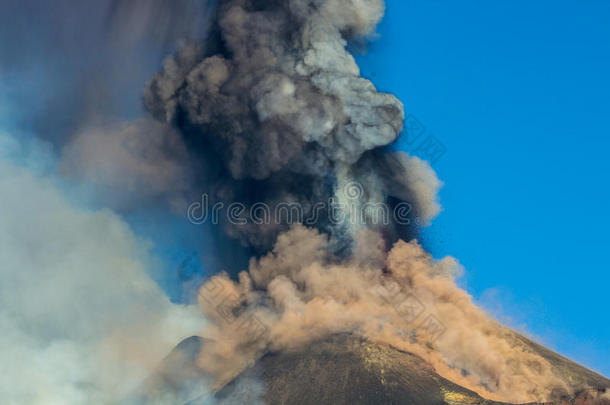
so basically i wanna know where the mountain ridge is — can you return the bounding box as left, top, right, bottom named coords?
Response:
left=133, top=333, right=610, bottom=405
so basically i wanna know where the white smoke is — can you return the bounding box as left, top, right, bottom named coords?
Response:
left=0, top=132, right=203, bottom=404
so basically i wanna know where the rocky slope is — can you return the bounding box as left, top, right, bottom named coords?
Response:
left=133, top=333, right=610, bottom=405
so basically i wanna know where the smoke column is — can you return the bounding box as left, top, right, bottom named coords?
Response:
left=144, top=0, right=441, bottom=252
left=141, top=0, right=602, bottom=403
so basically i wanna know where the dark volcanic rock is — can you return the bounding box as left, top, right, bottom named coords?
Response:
left=212, top=333, right=504, bottom=405
left=137, top=333, right=610, bottom=405
left=511, top=333, right=610, bottom=397
left=126, top=336, right=212, bottom=405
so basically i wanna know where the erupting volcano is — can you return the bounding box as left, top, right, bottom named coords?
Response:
left=132, top=0, right=610, bottom=403
left=1, top=0, right=607, bottom=404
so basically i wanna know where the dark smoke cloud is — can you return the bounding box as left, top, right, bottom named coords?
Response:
left=145, top=0, right=441, bottom=250
left=0, top=0, right=216, bottom=209
left=0, top=0, right=212, bottom=144
left=106, top=0, right=214, bottom=50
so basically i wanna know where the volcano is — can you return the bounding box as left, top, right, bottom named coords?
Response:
left=119, top=1, right=610, bottom=404
left=133, top=332, right=610, bottom=405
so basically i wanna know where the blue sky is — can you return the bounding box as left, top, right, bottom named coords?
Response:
left=356, top=0, right=610, bottom=376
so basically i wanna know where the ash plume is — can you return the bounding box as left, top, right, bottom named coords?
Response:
left=137, top=0, right=610, bottom=403
left=137, top=0, right=610, bottom=404
left=144, top=0, right=439, bottom=250
left=197, top=226, right=570, bottom=403
left=0, top=0, right=215, bottom=211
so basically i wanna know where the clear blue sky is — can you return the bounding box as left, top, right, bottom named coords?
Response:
left=356, top=0, right=610, bottom=376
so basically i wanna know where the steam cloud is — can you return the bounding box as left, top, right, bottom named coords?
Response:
left=0, top=134, right=202, bottom=404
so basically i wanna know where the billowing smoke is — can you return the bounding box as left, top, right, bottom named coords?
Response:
left=0, top=0, right=211, bottom=141
left=196, top=225, right=572, bottom=403
left=0, top=0, right=213, bottom=210
left=144, top=0, right=441, bottom=251
left=0, top=133, right=203, bottom=404
left=136, top=0, right=608, bottom=403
